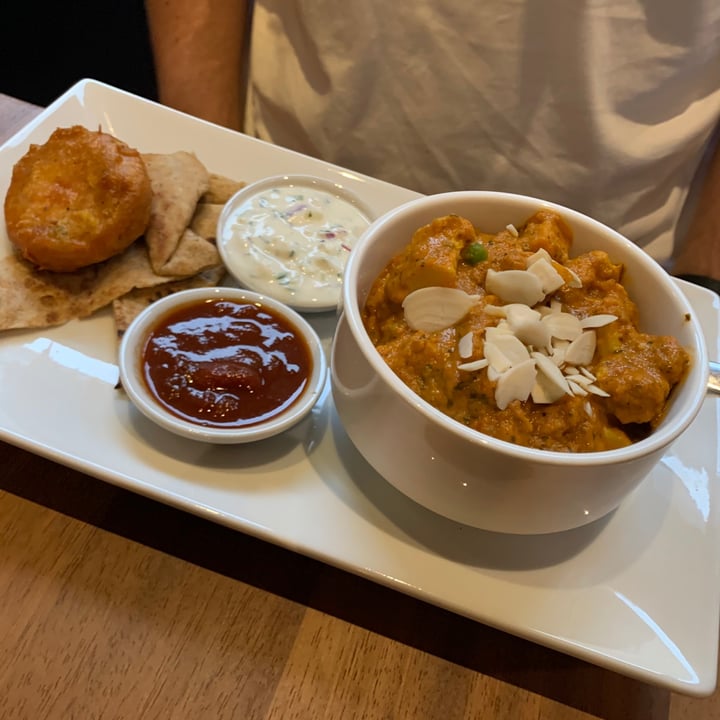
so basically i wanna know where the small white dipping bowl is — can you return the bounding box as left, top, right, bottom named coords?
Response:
left=331, top=191, right=709, bottom=534
left=119, top=286, right=327, bottom=444
left=217, top=174, right=374, bottom=313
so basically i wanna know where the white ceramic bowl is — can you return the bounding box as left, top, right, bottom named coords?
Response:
left=217, top=174, right=374, bottom=312
left=331, top=191, right=709, bottom=534
left=119, top=286, right=327, bottom=444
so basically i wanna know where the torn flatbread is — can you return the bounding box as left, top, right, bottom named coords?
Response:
left=143, top=151, right=210, bottom=274
left=112, top=265, right=226, bottom=334
left=190, top=202, right=224, bottom=241
left=0, top=225, right=223, bottom=332
left=0, top=242, right=203, bottom=331
left=202, top=173, right=246, bottom=204
left=153, top=227, right=220, bottom=277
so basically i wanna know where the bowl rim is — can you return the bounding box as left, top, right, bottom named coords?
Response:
left=216, top=173, right=375, bottom=313
left=341, top=190, right=709, bottom=466
left=118, top=285, right=328, bottom=444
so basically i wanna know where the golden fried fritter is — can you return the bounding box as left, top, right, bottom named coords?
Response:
left=4, top=125, right=152, bottom=272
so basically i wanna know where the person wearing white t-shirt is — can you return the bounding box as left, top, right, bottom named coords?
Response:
left=145, top=0, right=720, bottom=290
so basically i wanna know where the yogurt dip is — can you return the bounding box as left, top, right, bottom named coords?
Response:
left=218, top=175, right=373, bottom=311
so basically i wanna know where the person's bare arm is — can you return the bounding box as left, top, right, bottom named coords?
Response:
left=672, top=130, right=720, bottom=282
left=145, top=0, right=251, bottom=130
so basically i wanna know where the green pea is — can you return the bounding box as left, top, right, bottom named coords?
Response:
left=463, top=242, right=488, bottom=265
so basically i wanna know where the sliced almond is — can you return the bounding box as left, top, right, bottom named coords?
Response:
left=495, top=359, right=536, bottom=410
left=550, top=339, right=569, bottom=366
left=507, top=317, right=551, bottom=350
left=541, top=311, right=583, bottom=341
left=527, top=257, right=565, bottom=295
left=580, top=314, right=618, bottom=329
left=526, top=248, right=553, bottom=267
left=484, top=304, right=507, bottom=318
left=532, top=352, right=572, bottom=397
left=485, top=269, right=545, bottom=306
left=484, top=342, right=512, bottom=374
left=458, top=358, right=489, bottom=372
left=566, top=268, right=583, bottom=288
left=485, top=325, right=514, bottom=343
left=487, top=365, right=502, bottom=382
left=486, top=333, right=531, bottom=366
left=532, top=371, right=567, bottom=404
left=458, top=331, right=474, bottom=359
left=564, top=330, right=597, bottom=366
left=504, top=304, right=541, bottom=325
left=402, top=287, right=480, bottom=332
left=567, top=378, right=588, bottom=396
left=565, top=372, right=593, bottom=387
left=586, top=384, right=611, bottom=398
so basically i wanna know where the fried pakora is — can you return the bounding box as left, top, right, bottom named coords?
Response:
left=4, top=125, right=152, bottom=272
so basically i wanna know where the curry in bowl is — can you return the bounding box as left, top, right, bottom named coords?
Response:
left=362, top=209, right=690, bottom=453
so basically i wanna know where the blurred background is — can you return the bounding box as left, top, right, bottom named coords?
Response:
left=0, top=1, right=157, bottom=105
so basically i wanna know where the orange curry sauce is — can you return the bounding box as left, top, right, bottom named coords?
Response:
left=362, top=211, right=690, bottom=452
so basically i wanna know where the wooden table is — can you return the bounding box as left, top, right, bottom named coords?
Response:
left=0, top=93, right=716, bottom=720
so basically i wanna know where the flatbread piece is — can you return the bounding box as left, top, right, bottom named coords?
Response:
left=112, top=265, right=227, bottom=333
left=143, top=151, right=210, bottom=274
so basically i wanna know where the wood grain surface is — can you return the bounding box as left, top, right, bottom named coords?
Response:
left=0, top=92, right=717, bottom=720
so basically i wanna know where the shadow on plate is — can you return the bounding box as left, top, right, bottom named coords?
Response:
left=308, top=405, right=671, bottom=580
left=117, top=383, right=332, bottom=493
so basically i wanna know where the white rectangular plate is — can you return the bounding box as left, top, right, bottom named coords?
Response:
left=2, top=80, right=719, bottom=696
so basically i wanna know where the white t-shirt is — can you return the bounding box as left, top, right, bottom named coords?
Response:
left=246, top=0, right=720, bottom=263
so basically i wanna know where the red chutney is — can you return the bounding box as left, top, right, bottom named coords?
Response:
left=141, top=298, right=312, bottom=428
